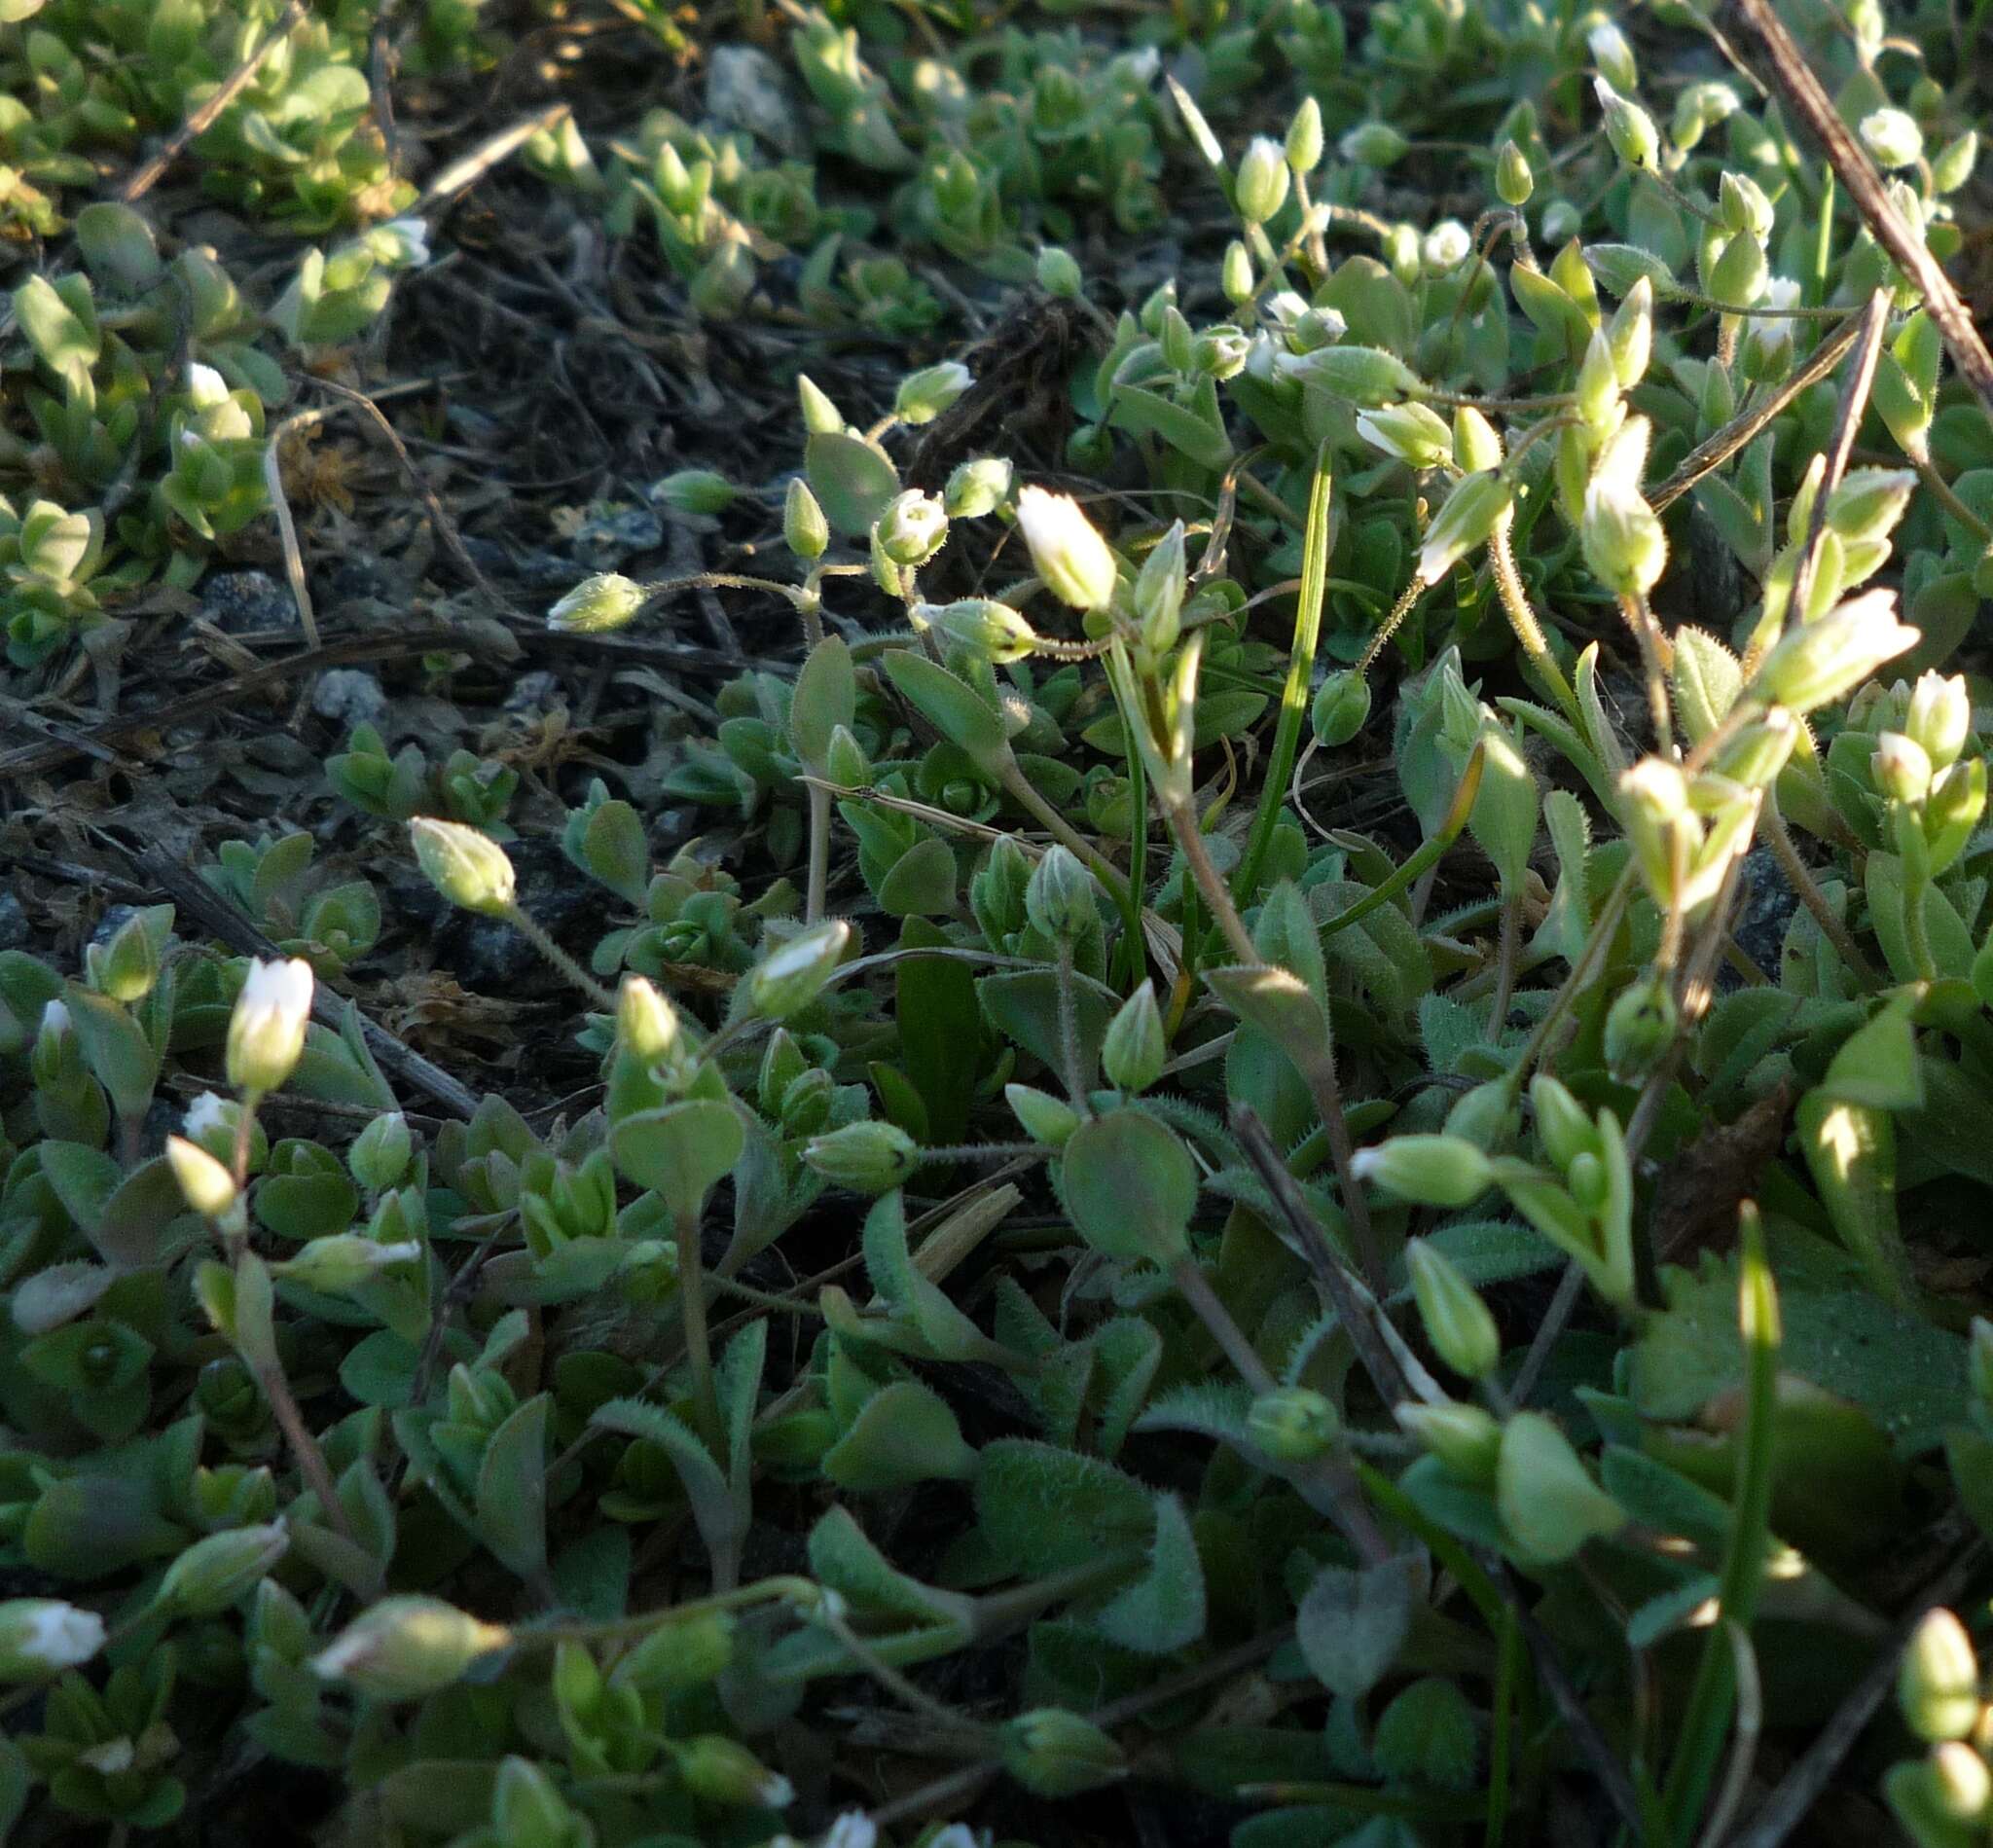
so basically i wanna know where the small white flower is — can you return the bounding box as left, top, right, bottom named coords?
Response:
left=1422, top=220, right=1472, bottom=273
left=375, top=216, right=432, bottom=268
left=1860, top=107, right=1924, bottom=170
left=78, top=1738, right=135, bottom=1776
left=0, top=1598, right=106, bottom=1677
left=185, top=1091, right=230, bottom=1139
left=1016, top=486, right=1118, bottom=612
left=37, top=998, right=69, bottom=1042
left=822, top=1815, right=880, bottom=1848
left=226, top=957, right=314, bottom=1097
left=186, top=362, right=229, bottom=407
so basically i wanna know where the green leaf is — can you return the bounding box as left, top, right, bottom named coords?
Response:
left=973, top=1438, right=1152, bottom=1575
left=805, top=429, right=900, bottom=536
left=789, top=634, right=855, bottom=777
left=476, top=1392, right=549, bottom=1578
left=1373, top=1677, right=1478, bottom=1790
left=880, top=650, right=1010, bottom=779
left=1108, top=382, right=1233, bottom=469
left=1096, top=1492, right=1206, bottom=1654
left=1059, top=1108, right=1198, bottom=1265
left=824, top=1379, right=976, bottom=1490
left=978, top=966, right=1118, bottom=1074
left=611, top=1099, right=744, bottom=1223
left=1296, top=1554, right=1419, bottom=1699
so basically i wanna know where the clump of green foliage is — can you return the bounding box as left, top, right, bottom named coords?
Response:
left=7, top=0, right=1993, bottom=1845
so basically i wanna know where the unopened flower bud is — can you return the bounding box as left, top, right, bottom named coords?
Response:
left=1586, top=17, right=1638, bottom=90
left=1496, top=138, right=1533, bottom=206
left=796, top=374, right=843, bottom=434
left=1351, top=1134, right=1495, bottom=1208
left=656, top=469, right=736, bottom=517
left=0, top=1599, right=106, bottom=1680
left=350, top=1111, right=413, bottom=1193
left=225, top=957, right=313, bottom=1097
left=944, top=455, right=1013, bottom=520
left=1906, top=672, right=1973, bottom=771
left=1861, top=107, right=1925, bottom=169
left=672, top=1734, right=794, bottom=1808
left=1221, top=240, right=1254, bottom=306
left=1312, top=670, right=1372, bottom=747
left=1453, top=405, right=1504, bottom=473
left=1358, top=401, right=1453, bottom=470
left=783, top=479, right=829, bottom=561
left=1594, top=77, right=1658, bottom=170
left=1103, top=980, right=1166, bottom=1094
left=158, top=1522, right=289, bottom=1615
left=1025, top=846, right=1100, bottom=943
left=1406, top=1239, right=1501, bottom=1378
left=310, top=1595, right=510, bottom=1699
left=1134, top=521, right=1187, bottom=655
left=1235, top=136, right=1291, bottom=223
left=1001, top=1708, right=1127, bottom=1796
left=1604, top=975, right=1678, bottom=1082
left=617, top=975, right=681, bottom=1065
left=167, top=1135, right=239, bottom=1219
left=1607, top=277, right=1654, bottom=388
left=1035, top=245, right=1083, bottom=299
left=409, top=818, right=516, bottom=917
left=547, top=571, right=644, bottom=634
left=1756, top=589, right=1920, bottom=714
left=1017, top=486, right=1117, bottom=611
left=1286, top=97, right=1324, bottom=173
left=91, top=913, right=158, bottom=1003
left=803, top=1120, right=919, bottom=1193
left=1340, top=121, right=1409, bottom=167
left=1396, top=1400, right=1503, bottom=1480
left=1901, top=1609, right=1983, bottom=1742
left=1417, top=471, right=1513, bottom=585
left=276, top=1233, right=423, bottom=1293
left=1873, top=731, right=1934, bottom=804
left=1248, top=1385, right=1341, bottom=1462
left=748, top=920, right=852, bottom=1019
left=893, top=362, right=972, bottom=427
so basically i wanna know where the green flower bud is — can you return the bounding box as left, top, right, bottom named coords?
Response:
left=1312, top=669, right=1372, bottom=746
left=1933, top=130, right=1979, bottom=195
left=1902, top=1610, right=1983, bottom=1742
left=275, top=1232, right=423, bottom=1293
left=1103, top=980, right=1166, bottom=1094
left=944, top=455, right=1013, bottom=520
left=1351, top=1134, right=1495, bottom=1208
left=1708, top=228, right=1768, bottom=310
left=1134, top=520, right=1187, bottom=656
left=226, top=957, right=314, bottom=1097
left=1496, top=1412, right=1625, bottom=1562
left=1604, top=975, right=1678, bottom=1083
left=0, top=1599, right=106, bottom=1680
left=167, top=1134, right=239, bottom=1219
left=823, top=724, right=871, bottom=789
left=1718, top=170, right=1774, bottom=240
left=1417, top=471, right=1512, bottom=585
left=1248, top=1385, right=1342, bottom=1462
left=491, top=1757, right=592, bottom=1848
left=1406, top=1239, right=1501, bottom=1378
left=784, top=478, right=829, bottom=561
left=1594, top=77, right=1658, bottom=169
left=310, top=1595, right=511, bottom=1699
left=1036, top=244, right=1083, bottom=299
left=1340, top=121, right=1409, bottom=167
left=158, top=1522, right=289, bottom=1615
left=1001, top=1708, right=1128, bottom=1796
left=1926, top=757, right=1987, bottom=874
left=1445, top=1078, right=1520, bottom=1151
left=1017, top=485, right=1117, bottom=611
left=1586, top=17, right=1638, bottom=90
left=611, top=1610, right=735, bottom=1690
left=877, top=489, right=949, bottom=567
left=1357, top=400, right=1454, bottom=470
left=1395, top=1400, right=1503, bottom=1481
left=1025, top=845, right=1100, bottom=943
left=1235, top=135, right=1291, bottom=224
left=803, top=1120, right=919, bottom=1193
left=1221, top=240, right=1254, bottom=306
left=893, top=361, right=972, bottom=427
left=1576, top=328, right=1621, bottom=431
left=91, top=912, right=159, bottom=1003
left=779, top=1067, right=834, bottom=1139
left=350, top=1111, right=413, bottom=1193
left=409, top=817, right=517, bottom=917
left=1755, top=589, right=1920, bottom=714
left=1453, top=405, right=1504, bottom=473
left=1006, top=1082, right=1080, bottom=1147
left=1607, top=277, right=1654, bottom=388
left=1906, top=672, right=1973, bottom=772
left=1582, top=435, right=1667, bottom=598
left=1873, top=731, right=1934, bottom=805
left=1860, top=107, right=1925, bottom=169
left=1888, top=1744, right=1993, bottom=1848
left=656, top=468, right=736, bottom=517
left=547, top=571, right=645, bottom=634
left=1828, top=467, right=1917, bottom=548
left=747, top=921, right=852, bottom=1021
left=671, top=1734, right=794, bottom=1808
left=617, top=974, right=682, bottom=1065
left=797, top=373, right=843, bottom=434
left=1286, top=96, right=1324, bottom=173
left=1496, top=138, right=1534, bottom=206
left=924, top=598, right=1039, bottom=665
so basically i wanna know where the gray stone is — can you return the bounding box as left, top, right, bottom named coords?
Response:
left=310, top=670, right=389, bottom=731
left=707, top=45, right=804, bottom=157
left=0, top=890, right=28, bottom=951
left=199, top=569, right=297, bottom=634
left=503, top=670, right=567, bottom=717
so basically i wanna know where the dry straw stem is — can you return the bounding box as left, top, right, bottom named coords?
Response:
left=1724, top=0, right=1993, bottom=423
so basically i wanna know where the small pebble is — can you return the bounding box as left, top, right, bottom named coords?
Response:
left=199, top=569, right=297, bottom=634
left=311, top=670, right=389, bottom=731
